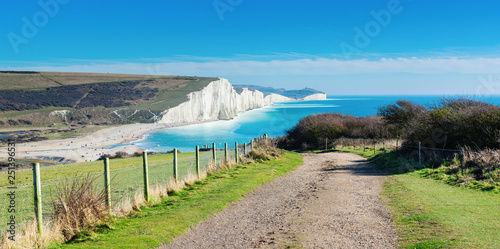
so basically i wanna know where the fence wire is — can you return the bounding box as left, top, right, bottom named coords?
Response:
left=0, top=184, right=33, bottom=233
left=1, top=140, right=256, bottom=235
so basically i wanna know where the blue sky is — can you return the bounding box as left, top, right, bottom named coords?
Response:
left=1, top=0, right=500, bottom=95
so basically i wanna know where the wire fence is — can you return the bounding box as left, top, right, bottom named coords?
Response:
left=0, top=140, right=255, bottom=236
left=325, top=136, right=500, bottom=171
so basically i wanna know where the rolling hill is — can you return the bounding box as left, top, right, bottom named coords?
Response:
left=0, top=71, right=217, bottom=126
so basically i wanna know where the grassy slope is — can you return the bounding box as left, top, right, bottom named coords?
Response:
left=0, top=152, right=207, bottom=187
left=0, top=107, right=73, bottom=119
left=0, top=72, right=167, bottom=90
left=0, top=72, right=217, bottom=122
left=134, top=77, right=218, bottom=110
left=51, top=151, right=302, bottom=248
left=335, top=147, right=500, bottom=248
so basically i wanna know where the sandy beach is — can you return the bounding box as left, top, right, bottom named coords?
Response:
left=9, top=123, right=175, bottom=164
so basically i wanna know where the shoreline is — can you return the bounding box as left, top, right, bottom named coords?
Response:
left=11, top=123, right=166, bottom=164
left=6, top=119, right=220, bottom=164
left=4, top=94, right=327, bottom=164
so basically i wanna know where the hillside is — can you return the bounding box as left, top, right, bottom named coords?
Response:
left=0, top=71, right=217, bottom=127
left=0, top=72, right=325, bottom=145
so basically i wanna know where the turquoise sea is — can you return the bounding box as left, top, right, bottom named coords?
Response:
left=130, top=95, right=500, bottom=153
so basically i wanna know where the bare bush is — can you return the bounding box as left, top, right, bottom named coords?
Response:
left=380, top=98, right=500, bottom=150
left=462, top=147, right=500, bottom=181
left=51, top=174, right=109, bottom=240
left=248, top=138, right=284, bottom=161
left=278, top=113, right=393, bottom=150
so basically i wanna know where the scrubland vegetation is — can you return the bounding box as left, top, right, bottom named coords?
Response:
left=279, top=97, right=500, bottom=193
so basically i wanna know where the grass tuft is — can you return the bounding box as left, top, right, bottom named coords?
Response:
left=51, top=174, right=109, bottom=241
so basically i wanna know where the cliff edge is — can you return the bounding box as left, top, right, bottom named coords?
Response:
left=157, top=78, right=327, bottom=125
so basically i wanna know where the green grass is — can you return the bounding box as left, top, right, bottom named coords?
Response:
left=418, top=166, right=500, bottom=194
left=385, top=173, right=500, bottom=248
left=49, top=151, right=302, bottom=248
left=0, top=107, right=73, bottom=119
left=0, top=72, right=175, bottom=90
left=333, top=146, right=500, bottom=248
left=0, top=152, right=204, bottom=187
left=133, top=77, right=218, bottom=110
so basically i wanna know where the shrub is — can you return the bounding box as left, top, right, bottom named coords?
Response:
left=51, top=174, right=109, bottom=240
left=98, top=151, right=133, bottom=160
left=382, top=98, right=500, bottom=150
left=378, top=100, right=426, bottom=136
left=278, top=113, right=393, bottom=150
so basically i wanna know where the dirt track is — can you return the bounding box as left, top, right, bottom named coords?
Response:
left=160, top=152, right=397, bottom=249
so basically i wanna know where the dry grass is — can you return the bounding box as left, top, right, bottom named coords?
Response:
left=327, top=137, right=399, bottom=151
left=1, top=220, right=63, bottom=249
left=0, top=173, right=112, bottom=248
left=238, top=155, right=255, bottom=164
left=112, top=174, right=201, bottom=216
left=461, top=147, right=500, bottom=182
left=131, top=192, right=146, bottom=212
left=247, top=138, right=284, bottom=162
left=51, top=174, right=109, bottom=241
left=149, top=185, right=169, bottom=205
left=112, top=198, right=134, bottom=217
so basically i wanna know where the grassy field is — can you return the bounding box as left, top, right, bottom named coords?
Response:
left=335, top=147, right=500, bottom=248
left=0, top=152, right=205, bottom=187
left=0, top=72, right=174, bottom=90
left=0, top=107, right=74, bottom=119
left=133, top=77, right=218, bottom=110
left=48, top=151, right=302, bottom=248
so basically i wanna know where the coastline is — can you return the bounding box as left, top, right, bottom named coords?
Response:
left=4, top=89, right=327, bottom=164
left=11, top=123, right=166, bottom=164
left=9, top=119, right=222, bottom=164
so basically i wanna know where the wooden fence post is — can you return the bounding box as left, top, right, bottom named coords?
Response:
left=195, top=146, right=200, bottom=178
left=325, top=138, right=328, bottom=150
left=33, top=163, right=43, bottom=236
left=244, top=143, right=247, bottom=155
left=173, top=148, right=178, bottom=183
left=104, top=157, right=111, bottom=212
left=235, top=142, right=239, bottom=164
left=224, top=143, right=228, bottom=162
left=342, top=136, right=344, bottom=148
left=142, top=152, right=150, bottom=202
left=212, top=143, right=216, bottom=166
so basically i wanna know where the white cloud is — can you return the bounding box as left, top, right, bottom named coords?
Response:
left=5, top=57, right=500, bottom=77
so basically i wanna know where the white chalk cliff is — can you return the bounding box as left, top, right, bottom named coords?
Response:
left=157, top=78, right=326, bottom=124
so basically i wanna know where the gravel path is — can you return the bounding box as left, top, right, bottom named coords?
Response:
left=159, top=152, right=397, bottom=249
